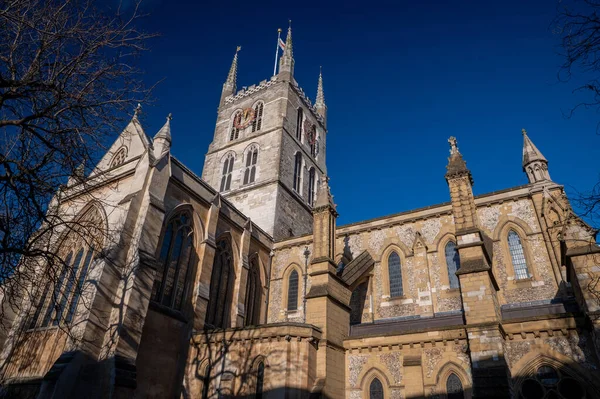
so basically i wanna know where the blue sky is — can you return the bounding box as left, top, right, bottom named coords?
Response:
left=132, top=0, right=599, bottom=226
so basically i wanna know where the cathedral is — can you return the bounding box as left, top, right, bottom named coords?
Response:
left=2, top=26, right=600, bottom=399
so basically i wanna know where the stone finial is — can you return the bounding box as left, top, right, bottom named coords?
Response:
left=134, top=103, right=142, bottom=118
left=284, top=20, right=293, bottom=59
left=154, top=114, right=172, bottom=143
left=278, top=21, right=294, bottom=78
left=314, top=175, right=336, bottom=211
left=445, top=136, right=473, bottom=184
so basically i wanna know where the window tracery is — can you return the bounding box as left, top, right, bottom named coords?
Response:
left=230, top=111, right=242, bottom=141
left=29, top=206, right=103, bottom=329
left=220, top=153, right=234, bottom=192
left=519, top=365, right=587, bottom=399
left=252, top=102, right=264, bottom=132
left=243, top=146, right=258, bottom=185
left=152, top=210, right=194, bottom=311
left=110, top=147, right=127, bottom=168
left=205, top=238, right=235, bottom=328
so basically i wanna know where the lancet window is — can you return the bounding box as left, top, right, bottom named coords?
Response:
left=388, top=251, right=403, bottom=297
left=287, top=269, right=299, bottom=311
left=205, top=238, right=235, bottom=328
left=220, top=154, right=234, bottom=192
left=244, top=257, right=262, bottom=326
left=29, top=206, right=103, bottom=329
left=293, top=153, right=302, bottom=194
left=152, top=210, right=194, bottom=311
left=369, top=378, right=384, bottom=399
left=445, top=241, right=461, bottom=289
left=243, top=146, right=258, bottom=185
left=508, top=229, right=530, bottom=280
left=308, top=168, right=316, bottom=206
left=295, top=107, right=303, bottom=141
left=230, top=111, right=242, bottom=141
left=252, top=102, right=264, bottom=132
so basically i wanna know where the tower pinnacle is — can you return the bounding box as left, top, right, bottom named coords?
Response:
left=220, top=47, right=240, bottom=105
left=445, top=136, right=473, bottom=185
left=315, top=66, right=327, bottom=126
left=522, top=129, right=551, bottom=184
left=278, top=22, right=294, bottom=80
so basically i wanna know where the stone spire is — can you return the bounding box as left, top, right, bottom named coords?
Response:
left=220, top=47, right=240, bottom=106
left=153, top=114, right=172, bottom=162
left=278, top=21, right=294, bottom=81
left=315, top=67, right=327, bottom=126
left=522, top=128, right=551, bottom=184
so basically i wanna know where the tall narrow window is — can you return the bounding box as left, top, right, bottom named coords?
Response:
left=243, top=146, right=258, bottom=185
left=205, top=239, right=235, bottom=329
left=29, top=205, right=103, bottom=329
left=244, top=258, right=262, bottom=326
left=308, top=168, right=316, bottom=206
left=447, top=373, right=464, bottom=399
left=287, top=270, right=299, bottom=311
left=152, top=210, right=194, bottom=311
left=388, top=251, right=403, bottom=297
left=310, top=125, right=317, bottom=157
left=256, top=362, right=265, bottom=399
left=230, top=111, right=241, bottom=141
left=220, top=154, right=234, bottom=191
left=508, top=230, right=530, bottom=280
left=293, top=153, right=302, bottom=193
left=252, top=103, right=264, bottom=132
left=295, top=107, right=303, bottom=140
left=445, top=241, right=461, bottom=289
left=369, top=378, right=384, bottom=399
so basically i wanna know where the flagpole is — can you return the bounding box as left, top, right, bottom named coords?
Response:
left=273, top=28, right=282, bottom=76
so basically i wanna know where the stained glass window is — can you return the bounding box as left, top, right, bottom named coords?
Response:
left=508, top=230, right=530, bottom=280
left=388, top=252, right=403, bottom=297
left=445, top=241, right=461, bottom=289
left=153, top=211, right=194, bottom=311
left=369, top=378, right=384, bottom=399
left=287, top=270, right=299, bottom=311
left=447, top=373, right=464, bottom=399
left=205, top=239, right=234, bottom=329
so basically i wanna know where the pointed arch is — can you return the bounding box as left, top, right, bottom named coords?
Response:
left=293, top=152, right=303, bottom=194
left=244, top=255, right=262, bottom=326
left=220, top=152, right=236, bottom=192
left=205, top=234, right=235, bottom=329
left=30, top=202, right=106, bottom=329
left=444, top=241, right=461, bottom=289
left=243, top=143, right=259, bottom=185
left=307, top=167, right=316, bottom=206
left=358, top=367, right=393, bottom=399
left=282, top=263, right=302, bottom=313
left=230, top=109, right=242, bottom=141
left=380, top=244, right=409, bottom=299
left=433, top=361, right=472, bottom=399
left=251, top=101, right=264, bottom=132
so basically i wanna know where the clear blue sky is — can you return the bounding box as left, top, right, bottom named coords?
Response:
left=131, top=0, right=599, bottom=226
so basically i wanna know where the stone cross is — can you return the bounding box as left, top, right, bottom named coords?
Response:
left=448, top=136, right=458, bottom=155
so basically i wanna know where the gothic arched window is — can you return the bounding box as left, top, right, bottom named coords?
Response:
left=252, top=102, right=264, bottom=132
left=369, top=378, right=384, bottom=399
left=110, top=146, right=127, bottom=168
left=293, top=153, right=302, bottom=194
left=205, top=238, right=235, bottom=328
left=447, top=373, right=464, bottom=399
left=508, top=229, right=530, bottom=280
left=244, top=258, right=262, bottom=326
left=388, top=251, right=403, bottom=297
left=256, top=361, right=265, bottom=399
left=295, top=107, right=303, bottom=141
left=230, top=111, right=241, bottom=141
left=308, top=168, right=316, bottom=206
left=310, top=125, right=317, bottom=157
left=243, top=146, right=258, bottom=185
left=220, top=154, right=234, bottom=192
left=445, top=241, right=461, bottom=289
left=152, top=210, right=194, bottom=310
left=30, top=206, right=102, bottom=329
left=287, top=270, right=299, bottom=311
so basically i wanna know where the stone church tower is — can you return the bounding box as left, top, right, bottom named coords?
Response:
left=202, top=26, right=327, bottom=240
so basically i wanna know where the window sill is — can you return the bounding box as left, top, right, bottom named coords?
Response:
left=148, top=301, right=188, bottom=323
